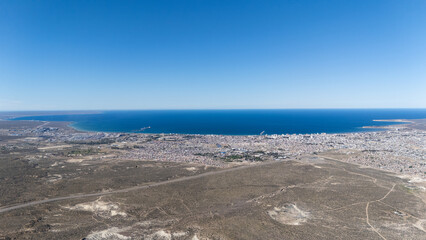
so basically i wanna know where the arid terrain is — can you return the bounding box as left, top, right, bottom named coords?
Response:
left=0, top=117, right=425, bottom=239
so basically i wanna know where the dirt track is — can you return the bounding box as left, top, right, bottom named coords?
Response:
left=0, top=161, right=277, bottom=214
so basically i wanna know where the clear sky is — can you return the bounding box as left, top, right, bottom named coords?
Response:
left=1, top=0, right=425, bottom=110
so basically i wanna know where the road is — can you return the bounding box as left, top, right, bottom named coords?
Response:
left=0, top=161, right=279, bottom=214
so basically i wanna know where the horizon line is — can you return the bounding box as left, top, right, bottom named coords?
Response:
left=1, top=107, right=426, bottom=112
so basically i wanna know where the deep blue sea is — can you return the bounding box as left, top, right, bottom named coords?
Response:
left=13, top=109, right=426, bottom=135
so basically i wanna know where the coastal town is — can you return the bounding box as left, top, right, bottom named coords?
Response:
left=1, top=119, right=425, bottom=178
left=0, top=119, right=425, bottom=239
left=3, top=1, right=425, bottom=239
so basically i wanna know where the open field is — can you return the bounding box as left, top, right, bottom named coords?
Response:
left=0, top=119, right=425, bottom=239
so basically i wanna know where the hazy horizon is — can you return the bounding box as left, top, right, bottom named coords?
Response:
left=2, top=107, right=426, bottom=113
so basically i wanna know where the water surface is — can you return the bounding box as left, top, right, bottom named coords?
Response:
left=14, top=109, right=426, bottom=135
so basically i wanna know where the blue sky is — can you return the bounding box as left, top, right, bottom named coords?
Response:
left=1, top=0, right=425, bottom=110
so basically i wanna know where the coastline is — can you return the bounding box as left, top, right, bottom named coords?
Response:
left=0, top=113, right=424, bottom=238
left=13, top=119, right=399, bottom=136
left=1, top=117, right=424, bottom=178
left=363, top=119, right=426, bottom=131
left=0, top=110, right=102, bottom=121
left=361, top=119, right=412, bottom=129
left=43, top=119, right=426, bottom=136
left=8, top=117, right=421, bottom=136
left=7, top=109, right=426, bottom=135
left=3, top=109, right=425, bottom=136
left=373, top=119, right=415, bottom=123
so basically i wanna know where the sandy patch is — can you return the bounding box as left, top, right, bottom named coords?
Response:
left=47, top=174, right=62, bottom=183
left=24, top=137, right=40, bottom=141
left=38, top=145, right=72, bottom=150
left=85, top=227, right=130, bottom=240
left=408, top=176, right=426, bottom=183
left=172, top=231, right=189, bottom=238
left=66, top=158, right=86, bottom=163
left=399, top=175, right=426, bottom=191
left=100, top=154, right=116, bottom=159
left=64, top=200, right=127, bottom=217
left=146, top=230, right=190, bottom=240
left=268, top=204, right=310, bottom=225
left=147, top=230, right=171, bottom=240
left=192, top=235, right=200, bottom=240
left=414, top=219, right=426, bottom=232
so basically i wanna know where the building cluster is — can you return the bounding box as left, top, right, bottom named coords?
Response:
left=2, top=123, right=425, bottom=177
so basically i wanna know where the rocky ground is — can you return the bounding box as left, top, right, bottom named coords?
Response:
left=0, top=118, right=425, bottom=239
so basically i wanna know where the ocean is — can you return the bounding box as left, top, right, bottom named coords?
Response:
left=13, top=109, right=426, bottom=135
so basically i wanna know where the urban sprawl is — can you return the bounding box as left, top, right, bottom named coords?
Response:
left=1, top=121, right=424, bottom=179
